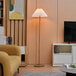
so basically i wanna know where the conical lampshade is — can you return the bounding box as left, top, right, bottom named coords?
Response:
left=32, top=8, right=48, bottom=17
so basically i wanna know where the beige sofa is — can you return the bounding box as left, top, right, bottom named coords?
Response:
left=0, top=45, right=21, bottom=76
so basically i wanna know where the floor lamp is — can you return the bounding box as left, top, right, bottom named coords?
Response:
left=32, top=8, right=48, bottom=67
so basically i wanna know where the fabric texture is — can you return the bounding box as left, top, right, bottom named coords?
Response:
left=0, top=45, right=21, bottom=76
left=23, top=72, right=66, bottom=76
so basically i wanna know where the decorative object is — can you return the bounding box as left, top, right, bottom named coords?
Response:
left=9, top=0, right=24, bottom=19
left=6, top=36, right=12, bottom=44
left=64, top=64, right=76, bottom=69
left=7, top=0, right=27, bottom=46
left=61, top=65, right=76, bottom=76
left=32, top=8, right=47, bottom=67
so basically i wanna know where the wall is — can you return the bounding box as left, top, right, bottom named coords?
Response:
left=6, top=0, right=76, bottom=64
left=27, top=0, right=58, bottom=64
left=5, top=0, right=58, bottom=65
left=6, top=0, right=27, bottom=46
left=58, top=0, right=76, bottom=42
left=27, top=0, right=76, bottom=65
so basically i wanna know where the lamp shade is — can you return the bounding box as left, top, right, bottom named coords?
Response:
left=32, top=8, right=48, bottom=17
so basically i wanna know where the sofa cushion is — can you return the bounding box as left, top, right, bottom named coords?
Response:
left=9, top=56, right=21, bottom=75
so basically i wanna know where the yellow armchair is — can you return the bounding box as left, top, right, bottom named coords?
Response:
left=0, top=45, right=21, bottom=76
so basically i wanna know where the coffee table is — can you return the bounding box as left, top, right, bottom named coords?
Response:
left=61, top=66, right=76, bottom=76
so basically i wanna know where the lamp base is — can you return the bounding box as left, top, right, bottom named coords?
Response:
left=34, top=64, right=44, bottom=67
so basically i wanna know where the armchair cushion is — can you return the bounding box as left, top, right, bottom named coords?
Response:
left=10, top=56, right=21, bottom=75
left=0, top=45, right=21, bottom=56
left=0, top=45, right=21, bottom=76
left=0, top=52, right=11, bottom=76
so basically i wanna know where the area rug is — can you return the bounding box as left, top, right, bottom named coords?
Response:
left=23, top=72, right=66, bottom=76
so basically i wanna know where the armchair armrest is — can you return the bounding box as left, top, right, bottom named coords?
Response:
left=0, top=52, right=11, bottom=76
left=0, top=45, right=21, bottom=56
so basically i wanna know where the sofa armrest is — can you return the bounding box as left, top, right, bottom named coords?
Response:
left=0, top=45, right=21, bottom=56
left=0, top=52, right=11, bottom=76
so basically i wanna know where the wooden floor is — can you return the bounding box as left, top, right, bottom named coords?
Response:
left=15, top=65, right=60, bottom=76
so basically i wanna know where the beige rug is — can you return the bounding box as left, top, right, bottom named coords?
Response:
left=23, top=72, right=66, bottom=76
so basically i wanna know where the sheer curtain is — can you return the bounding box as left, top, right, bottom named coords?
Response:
left=0, top=27, right=6, bottom=44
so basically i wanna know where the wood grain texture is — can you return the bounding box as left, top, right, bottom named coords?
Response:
left=15, top=20, right=19, bottom=45
left=22, top=20, right=26, bottom=46
left=11, top=20, right=14, bottom=44
left=7, top=20, right=25, bottom=46
left=5, top=0, right=27, bottom=46
left=4, top=0, right=7, bottom=35
left=19, top=20, right=23, bottom=46
left=7, top=21, right=10, bottom=36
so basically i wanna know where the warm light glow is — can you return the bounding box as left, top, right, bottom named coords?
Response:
left=32, top=8, right=48, bottom=17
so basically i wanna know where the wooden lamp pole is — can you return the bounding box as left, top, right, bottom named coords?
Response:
left=32, top=8, right=47, bottom=67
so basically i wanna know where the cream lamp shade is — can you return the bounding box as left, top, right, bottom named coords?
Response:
left=32, top=8, right=48, bottom=17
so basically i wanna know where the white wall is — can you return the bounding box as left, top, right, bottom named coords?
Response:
left=0, top=27, right=6, bottom=44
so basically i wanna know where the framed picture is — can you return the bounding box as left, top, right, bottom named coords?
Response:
left=9, top=0, right=26, bottom=19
